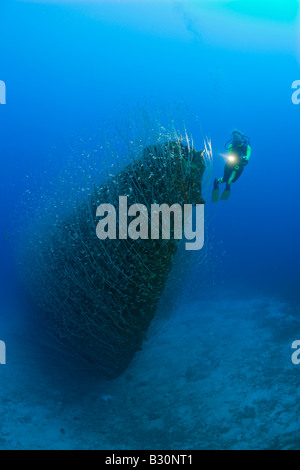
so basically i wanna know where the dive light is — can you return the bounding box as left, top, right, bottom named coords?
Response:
left=227, top=153, right=238, bottom=164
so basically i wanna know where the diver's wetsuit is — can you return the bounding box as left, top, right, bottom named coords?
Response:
left=221, top=142, right=251, bottom=184
left=212, top=132, right=251, bottom=202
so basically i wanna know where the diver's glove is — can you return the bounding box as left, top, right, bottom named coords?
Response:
left=241, top=156, right=249, bottom=166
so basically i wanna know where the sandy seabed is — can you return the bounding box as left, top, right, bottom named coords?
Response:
left=1, top=292, right=300, bottom=450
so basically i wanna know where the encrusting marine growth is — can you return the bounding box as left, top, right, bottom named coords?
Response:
left=22, top=137, right=206, bottom=379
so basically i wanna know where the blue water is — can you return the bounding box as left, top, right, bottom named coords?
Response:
left=1, top=0, right=300, bottom=450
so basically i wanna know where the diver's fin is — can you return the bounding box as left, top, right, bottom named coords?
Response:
left=211, top=180, right=220, bottom=203
left=220, top=184, right=231, bottom=201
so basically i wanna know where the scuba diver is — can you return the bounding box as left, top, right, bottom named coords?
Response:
left=212, top=129, right=251, bottom=202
